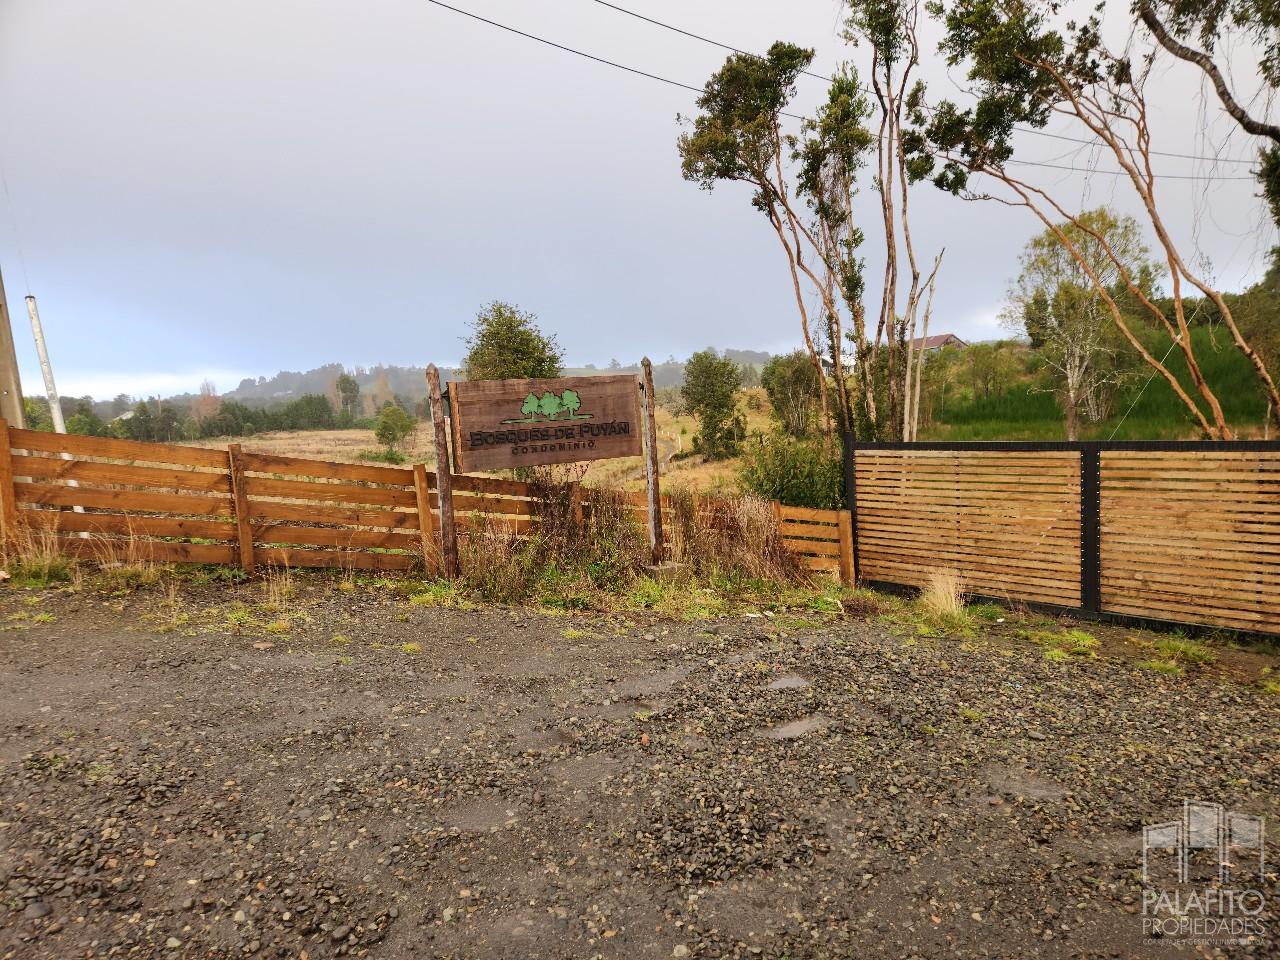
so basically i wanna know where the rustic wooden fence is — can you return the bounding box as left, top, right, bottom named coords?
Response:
left=849, top=441, right=1280, bottom=636
left=0, top=422, right=853, bottom=585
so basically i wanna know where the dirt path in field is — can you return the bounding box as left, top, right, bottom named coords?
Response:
left=0, top=584, right=1276, bottom=959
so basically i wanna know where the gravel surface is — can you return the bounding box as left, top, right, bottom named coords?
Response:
left=0, top=582, right=1276, bottom=959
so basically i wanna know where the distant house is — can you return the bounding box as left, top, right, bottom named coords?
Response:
left=910, top=333, right=967, bottom=354
left=819, top=333, right=967, bottom=375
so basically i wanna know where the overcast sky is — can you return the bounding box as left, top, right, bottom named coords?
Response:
left=0, top=0, right=1273, bottom=399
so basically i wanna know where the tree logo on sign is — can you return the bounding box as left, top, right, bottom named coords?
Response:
left=504, top=389, right=593, bottom=424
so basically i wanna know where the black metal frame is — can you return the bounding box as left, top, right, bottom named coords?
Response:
left=843, top=439, right=1280, bottom=640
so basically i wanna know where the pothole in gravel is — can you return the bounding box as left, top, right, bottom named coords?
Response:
left=757, top=715, right=829, bottom=739
left=765, top=674, right=809, bottom=690
left=612, top=665, right=694, bottom=699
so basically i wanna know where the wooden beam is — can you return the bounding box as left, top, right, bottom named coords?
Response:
left=0, top=419, right=17, bottom=543
left=426, top=364, right=460, bottom=579
left=640, top=357, right=663, bottom=565
left=412, top=462, right=439, bottom=575
left=227, top=443, right=255, bottom=574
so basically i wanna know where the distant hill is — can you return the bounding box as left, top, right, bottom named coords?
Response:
left=171, top=352, right=770, bottom=409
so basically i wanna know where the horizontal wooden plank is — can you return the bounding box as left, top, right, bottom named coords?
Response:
left=856, top=484, right=1079, bottom=502
left=1100, top=603, right=1280, bottom=635
left=12, top=454, right=231, bottom=493
left=855, top=467, right=1079, bottom=482
left=246, top=498, right=421, bottom=529
left=856, top=499, right=1080, bottom=524
left=1099, top=479, right=1280, bottom=495
left=1099, top=499, right=1280, bottom=521
left=1100, top=577, right=1280, bottom=615
left=856, top=452, right=1077, bottom=464
left=1101, top=552, right=1280, bottom=584
left=19, top=509, right=235, bottom=542
left=239, top=451, right=414, bottom=486
left=779, top=520, right=842, bottom=541
left=783, top=537, right=840, bottom=557
left=1101, top=453, right=1280, bottom=465
left=256, top=546, right=418, bottom=571
left=10, top=429, right=230, bottom=469
left=1100, top=527, right=1280, bottom=547
left=55, top=535, right=237, bottom=565
left=1102, top=467, right=1280, bottom=481
left=856, top=539, right=1079, bottom=577
left=14, top=481, right=233, bottom=516
left=450, top=473, right=535, bottom=497
left=800, top=555, right=841, bottom=572
left=252, top=523, right=420, bottom=550
left=858, top=552, right=1082, bottom=594
left=1102, top=532, right=1280, bottom=561
left=778, top=505, right=841, bottom=523
left=857, top=517, right=1081, bottom=547
left=431, top=492, right=537, bottom=517
left=454, top=513, right=536, bottom=534
left=1100, top=512, right=1280, bottom=532
left=247, top=476, right=417, bottom=508
left=860, top=560, right=1081, bottom=606
left=1100, top=592, right=1280, bottom=633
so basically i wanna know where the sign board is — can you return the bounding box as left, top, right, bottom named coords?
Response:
left=447, top=374, right=643, bottom=472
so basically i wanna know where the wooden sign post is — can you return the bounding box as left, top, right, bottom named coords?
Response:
left=432, top=367, right=665, bottom=574
left=425, top=364, right=460, bottom=579
left=640, top=357, right=664, bottom=566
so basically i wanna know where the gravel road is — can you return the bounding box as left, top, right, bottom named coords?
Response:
left=0, top=583, right=1276, bottom=959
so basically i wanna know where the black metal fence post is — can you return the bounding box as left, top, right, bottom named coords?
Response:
left=1080, top=443, right=1101, bottom=614
left=841, top=428, right=859, bottom=583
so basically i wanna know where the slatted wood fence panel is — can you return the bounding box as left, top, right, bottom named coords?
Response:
left=1100, top=451, right=1280, bottom=633
left=777, top=504, right=854, bottom=583
left=854, top=449, right=1083, bottom=607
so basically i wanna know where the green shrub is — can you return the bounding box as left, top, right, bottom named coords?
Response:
left=739, top=433, right=843, bottom=509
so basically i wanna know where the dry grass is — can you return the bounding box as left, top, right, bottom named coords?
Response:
left=3, top=521, right=74, bottom=587
left=187, top=425, right=433, bottom=467
left=919, top=569, right=965, bottom=618
left=667, top=489, right=803, bottom=584
left=184, top=392, right=768, bottom=498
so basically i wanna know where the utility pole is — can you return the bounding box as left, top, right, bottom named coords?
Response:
left=0, top=267, right=25, bottom=427
left=26, top=295, right=65, bottom=432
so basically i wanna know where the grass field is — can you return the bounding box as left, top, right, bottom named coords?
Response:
left=922, top=327, right=1273, bottom=441
left=188, top=391, right=775, bottom=495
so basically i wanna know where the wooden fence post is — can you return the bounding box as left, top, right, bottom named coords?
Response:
left=640, top=357, right=664, bottom=566
left=227, top=443, right=255, bottom=574
left=412, top=462, right=439, bottom=575
left=837, top=508, right=855, bottom=587
left=0, top=419, right=16, bottom=544
left=426, top=365, right=460, bottom=579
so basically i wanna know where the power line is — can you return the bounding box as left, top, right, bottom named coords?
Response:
left=421, top=0, right=704, bottom=94
left=421, top=0, right=1256, bottom=181
left=586, top=0, right=1261, bottom=168
left=1004, top=158, right=1253, bottom=181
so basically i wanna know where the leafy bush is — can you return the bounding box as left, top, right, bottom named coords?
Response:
left=739, top=433, right=843, bottom=509
left=374, top=403, right=415, bottom=454
left=682, top=350, right=744, bottom=459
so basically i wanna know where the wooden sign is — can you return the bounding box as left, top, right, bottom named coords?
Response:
left=447, top=374, right=643, bottom=472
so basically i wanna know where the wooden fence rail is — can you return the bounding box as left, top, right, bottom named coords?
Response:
left=0, top=422, right=856, bottom=587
